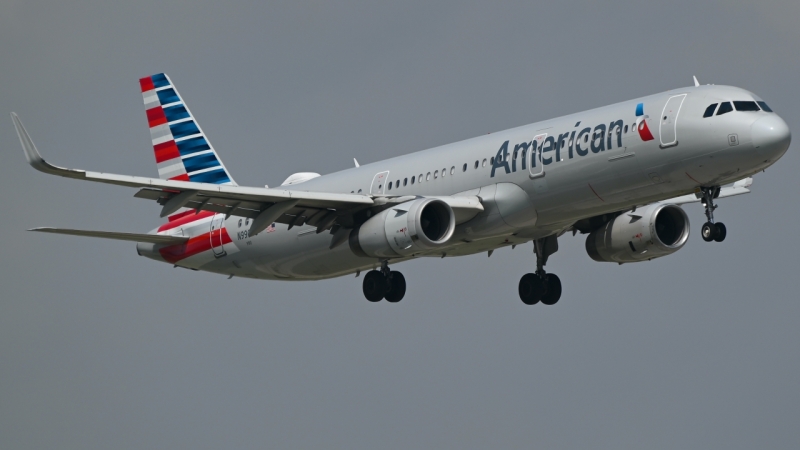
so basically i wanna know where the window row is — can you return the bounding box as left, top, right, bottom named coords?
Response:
left=385, top=160, right=488, bottom=191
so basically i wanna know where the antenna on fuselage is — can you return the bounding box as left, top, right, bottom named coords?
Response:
left=354, top=158, right=360, bottom=168
left=693, top=75, right=700, bottom=87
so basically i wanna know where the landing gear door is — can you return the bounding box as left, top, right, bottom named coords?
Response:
left=528, top=133, right=547, bottom=179
left=659, top=94, right=686, bottom=148
left=370, top=171, right=390, bottom=196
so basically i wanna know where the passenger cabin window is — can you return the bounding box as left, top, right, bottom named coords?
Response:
left=411, top=176, right=415, bottom=184
left=703, top=103, right=718, bottom=118
left=450, top=166, right=455, bottom=175
left=388, top=182, right=392, bottom=190
left=734, top=101, right=760, bottom=112
left=757, top=101, right=773, bottom=112
left=403, top=178, right=407, bottom=186
left=716, top=102, right=733, bottom=116
left=463, top=163, right=467, bottom=172
left=474, top=161, right=479, bottom=169
left=482, top=159, right=487, bottom=167
left=426, top=172, right=431, bottom=181
left=434, top=170, right=439, bottom=179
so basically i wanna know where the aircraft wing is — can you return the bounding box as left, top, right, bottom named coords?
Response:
left=13, top=113, right=374, bottom=235
left=29, top=227, right=190, bottom=244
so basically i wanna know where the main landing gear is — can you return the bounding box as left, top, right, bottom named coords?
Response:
left=519, top=236, right=562, bottom=306
left=699, top=186, right=727, bottom=243
left=362, top=261, right=406, bottom=303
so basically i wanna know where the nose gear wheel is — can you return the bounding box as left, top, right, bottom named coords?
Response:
left=700, top=186, right=726, bottom=243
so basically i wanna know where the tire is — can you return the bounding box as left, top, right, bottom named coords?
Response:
left=518, top=273, right=543, bottom=305
left=363, top=270, right=387, bottom=302
left=540, top=274, right=562, bottom=305
left=713, top=222, right=727, bottom=242
left=385, top=271, right=406, bottom=303
left=701, top=222, right=717, bottom=242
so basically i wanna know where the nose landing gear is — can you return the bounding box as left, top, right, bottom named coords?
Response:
left=362, top=261, right=406, bottom=303
left=519, top=236, right=562, bottom=305
left=700, top=186, right=726, bottom=242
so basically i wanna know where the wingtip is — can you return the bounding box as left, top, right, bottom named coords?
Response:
left=10, top=114, right=85, bottom=178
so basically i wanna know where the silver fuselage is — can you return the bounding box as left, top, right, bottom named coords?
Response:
left=147, top=85, right=790, bottom=280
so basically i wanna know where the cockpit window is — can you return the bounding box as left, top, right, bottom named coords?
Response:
left=734, top=101, right=760, bottom=112
left=716, top=102, right=733, bottom=116
left=703, top=103, right=718, bottom=118
left=757, top=101, right=773, bottom=112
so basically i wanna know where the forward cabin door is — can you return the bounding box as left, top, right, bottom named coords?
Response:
left=528, top=133, right=547, bottom=178
left=210, top=213, right=227, bottom=258
left=370, top=171, right=389, bottom=196
left=659, top=94, right=686, bottom=148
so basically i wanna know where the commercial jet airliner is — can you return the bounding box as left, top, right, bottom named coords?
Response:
left=13, top=74, right=791, bottom=304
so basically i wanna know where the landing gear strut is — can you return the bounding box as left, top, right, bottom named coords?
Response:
left=699, top=186, right=726, bottom=243
left=362, top=261, right=406, bottom=303
left=519, top=236, right=562, bottom=305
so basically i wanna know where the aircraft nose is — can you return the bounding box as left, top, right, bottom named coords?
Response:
left=751, top=114, right=791, bottom=158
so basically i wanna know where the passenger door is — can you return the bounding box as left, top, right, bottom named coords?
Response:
left=528, top=134, right=548, bottom=179
left=659, top=94, right=687, bottom=148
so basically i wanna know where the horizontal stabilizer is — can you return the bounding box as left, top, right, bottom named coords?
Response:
left=29, top=227, right=189, bottom=245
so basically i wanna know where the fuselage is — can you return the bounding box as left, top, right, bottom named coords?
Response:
left=139, top=84, right=790, bottom=280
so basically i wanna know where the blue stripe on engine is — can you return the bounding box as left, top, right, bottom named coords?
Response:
left=183, top=153, right=220, bottom=173
left=151, top=73, right=170, bottom=89
left=157, top=88, right=180, bottom=105
left=170, top=120, right=201, bottom=139
left=163, top=104, right=190, bottom=123
left=189, top=168, right=230, bottom=184
left=176, top=136, right=211, bottom=156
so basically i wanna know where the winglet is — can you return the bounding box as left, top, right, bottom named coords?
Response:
left=11, top=113, right=85, bottom=179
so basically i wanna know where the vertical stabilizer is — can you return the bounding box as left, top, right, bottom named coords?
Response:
left=139, top=73, right=236, bottom=185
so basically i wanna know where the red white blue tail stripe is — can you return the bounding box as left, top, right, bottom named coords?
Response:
left=139, top=73, right=236, bottom=185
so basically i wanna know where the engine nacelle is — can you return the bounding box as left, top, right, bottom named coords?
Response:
left=585, top=204, right=690, bottom=263
left=350, top=198, right=456, bottom=258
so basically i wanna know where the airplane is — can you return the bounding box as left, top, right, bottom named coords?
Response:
left=12, top=73, right=791, bottom=305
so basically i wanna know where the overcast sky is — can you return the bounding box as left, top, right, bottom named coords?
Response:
left=2, top=1, right=799, bottom=448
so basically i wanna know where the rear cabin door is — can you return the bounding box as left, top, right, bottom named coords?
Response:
left=370, top=171, right=389, bottom=196
left=659, top=94, right=687, bottom=148
left=210, top=213, right=227, bottom=258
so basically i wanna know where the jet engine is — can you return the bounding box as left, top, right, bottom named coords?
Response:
left=585, top=203, right=690, bottom=263
left=349, top=198, right=456, bottom=258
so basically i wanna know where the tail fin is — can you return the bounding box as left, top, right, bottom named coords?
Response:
left=139, top=73, right=237, bottom=186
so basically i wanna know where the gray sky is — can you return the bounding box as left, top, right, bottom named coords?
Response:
left=2, top=1, right=799, bottom=448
